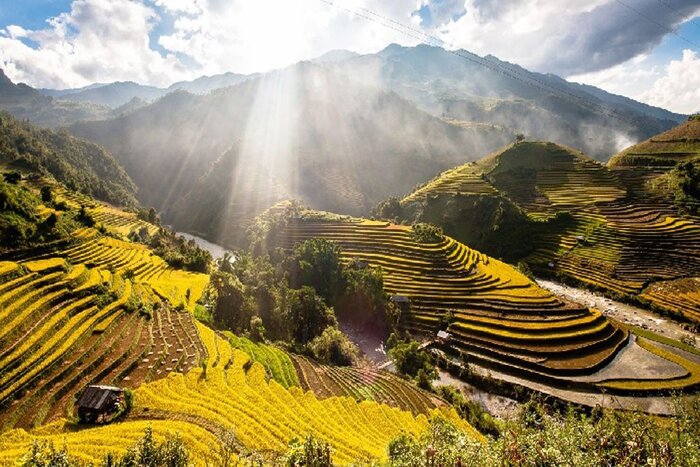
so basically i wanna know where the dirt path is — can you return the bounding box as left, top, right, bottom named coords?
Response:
left=536, top=279, right=697, bottom=345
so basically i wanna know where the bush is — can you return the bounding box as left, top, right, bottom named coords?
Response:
left=387, top=335, right=437, bottom=385
left=284, top=436, right=333, bottom=467
left=309, top=326, right=358, bottom=366
left=410, top=223, right=444, bottom=243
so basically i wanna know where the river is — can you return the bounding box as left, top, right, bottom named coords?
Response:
left=176, top=232, right=229, bottom=260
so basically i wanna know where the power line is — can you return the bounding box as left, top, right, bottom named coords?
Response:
left=653, top=0, right=700, bottom=32
left=318, top=0, right=639, bottom=127
left=614, top=0, right=700, bottom=50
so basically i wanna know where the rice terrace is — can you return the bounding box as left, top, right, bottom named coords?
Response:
left=1, top=1, right=700, bottom=466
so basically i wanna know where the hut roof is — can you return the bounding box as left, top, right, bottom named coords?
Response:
left=76, top=385, right=123, bottom=411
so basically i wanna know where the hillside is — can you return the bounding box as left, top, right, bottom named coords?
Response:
left=0, top=112, right=137, bottom=207
left=398, top=139, right=700, bottom=323
left=69, top=62, right=514, bottom=246
left=0, top=175, right=480, bottom=464
left=609, top=116, right=700, bottom=169
left=0, top=70, right=111, bottom=127
left=259, top=206, right=700, bottom=407
left=329, top=44, right=685, bottom=160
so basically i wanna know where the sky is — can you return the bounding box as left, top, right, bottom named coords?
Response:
left=0, top=0, right=699, bottom=113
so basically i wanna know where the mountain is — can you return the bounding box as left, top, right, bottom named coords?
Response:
left=39, top=81, right=165, bottom=108
left=0, top=70, right=111, bottom=127
left=311, top=49, right=359, bottom=64
left=327, top=44, right=685, bottom=160
left=0, top=111, right=137, bottom=207
left=38, top=72, right=251, bottom=110
left=69, top=62, right=514, bottom=246
left=397, top=137, right=700, bottom=322
left=168, top=71, right=250, bottom=95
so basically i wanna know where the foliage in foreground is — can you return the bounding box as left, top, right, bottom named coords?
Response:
left=20, top=426, right=188, bottom=467
left=16, top=396, right=700, bottom=466
left=389, top=397, right=700, bottom=467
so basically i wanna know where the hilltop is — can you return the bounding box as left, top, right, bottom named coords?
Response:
left=609, top=115, right=700, bottom=169
left=397, top=137, right=700, bottom=323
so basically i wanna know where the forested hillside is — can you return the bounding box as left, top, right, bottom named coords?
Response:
left=0, top=112, right=137, bottom=207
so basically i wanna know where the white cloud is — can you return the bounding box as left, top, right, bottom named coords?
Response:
left=643, top=50, right=700, bottom=114
left=157, top=0, right=422, bottom=76
left=0, top=0, right=190, bottom=88
left=0, top=0, right=699, bottom=113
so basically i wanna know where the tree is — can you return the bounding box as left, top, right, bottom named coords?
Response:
left=40, top=185, right=52, bottom=203
left=372, top=197, right=403, bottom=221
left=309, top=327, right=358, bottom=366
left=336, top=266, right=398, bottom=334
left=288, top=239, right=344, bottom=304
left=285, top=286, right=337, bottom=344
left=515, top=133, right=526, bottom=143
left=210, top=270, right=247, bottom=331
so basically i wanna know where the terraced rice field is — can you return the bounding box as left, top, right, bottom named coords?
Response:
left=0, top=419, right=225, bottom=466
left=290, top=354, right=440, bottom=415
left=226, top=333, right=300, bottom=389
left=0, top=324, right=480, bottom=465
left=400, top=141, right=700, bottom=323
left=0, top=258, right=206, bottom=431
left=133, top=324, right=479, bottom=464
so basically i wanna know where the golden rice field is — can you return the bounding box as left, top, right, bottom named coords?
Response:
left=134, top=324, right=481, bottom=464
left=400, top=141, right=700, bottom=324
left=0, top=254, right=207, bottom=431
left=269, top=211, right=700, bottom=396
left=290, top=354, right=441, bottom=415
left=0, top=324, right=481, bottom=465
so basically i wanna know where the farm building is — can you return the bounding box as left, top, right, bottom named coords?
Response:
left=76, top=385, right=126, bottom=424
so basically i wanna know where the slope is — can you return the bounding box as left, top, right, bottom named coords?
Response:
left=0, top=70, right=111, bottom=127
left=0, top=112, right=137, bottom=207
left=399, top=138, right=700, bottom=323
left=260, top=206, right=700, bottom=400
left=69, top=62, right=513, bottom=245
left=329, top=44, right=684, bottom=160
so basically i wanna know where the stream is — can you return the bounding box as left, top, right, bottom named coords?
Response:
left=176, top=232, right=229, bottom=260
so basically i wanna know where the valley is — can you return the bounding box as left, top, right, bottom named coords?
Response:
left=0, top=21, right=699, bottom=465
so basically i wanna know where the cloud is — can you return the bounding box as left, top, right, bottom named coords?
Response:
left=0, top=0, right=190, bottom=88
left=0, top=0, right=699, bottom=109
left=156, top=0, right=422, bottom=76
left=643, top=49, right=700, bottom=114
left=435, top=0, right=700, bottom=76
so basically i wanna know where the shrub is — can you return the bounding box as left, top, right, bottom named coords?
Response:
left=249, top=316, right=266, bottom=342
left=410, top=223, right=443, bottom=243
left=388, top=335, right=437, bottom=384
left=309, top=326, right=358, bottom=366
left=285, top=436, right=333, bottom=467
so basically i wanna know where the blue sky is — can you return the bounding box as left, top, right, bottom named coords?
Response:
left=1, top=0, right=699, bottom=113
